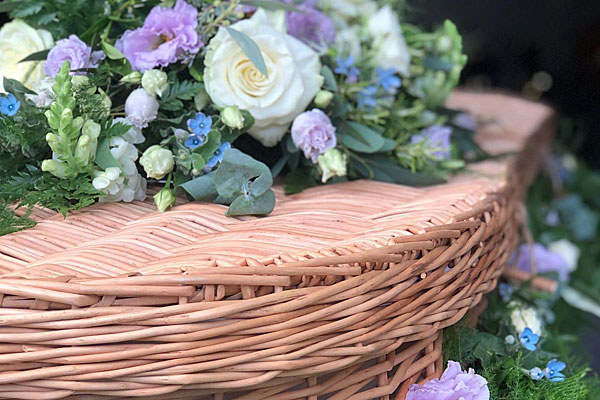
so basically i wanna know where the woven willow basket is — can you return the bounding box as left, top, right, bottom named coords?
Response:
left=0, top=92, right=553, bottom=400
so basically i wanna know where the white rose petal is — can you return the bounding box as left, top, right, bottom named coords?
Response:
left=368, top=6, right=411, bottom=77
left=509, top=301, right=543, bottom=336
left=548, top=239, right=580, bottom=273
left=204, top=14, right=323, bottom=147
left=0, top=20, right=53, bottom=92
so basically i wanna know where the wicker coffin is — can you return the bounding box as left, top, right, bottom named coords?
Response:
left=0, top=92, right=553, bottom=400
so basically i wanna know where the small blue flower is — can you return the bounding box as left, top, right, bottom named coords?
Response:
left=498, top=282, right=514, bottom=302
left=376, top=67, right=401, bottom=93
left=519, top=327, right=539, bottom=351
left=530, top=367, right=544, bottom=380
left=357, top=85, right=377, bottom=110
left=545, top=359, right=566, bottom=382
left=0, top=93, right=20, bottom=116
left=184, top=134, right=207, bottom=150
left=204, top=142, right=231, bottom=171
left=187, top=112, right=212, bottom=136
left=334, top=56, right=360, bottom=83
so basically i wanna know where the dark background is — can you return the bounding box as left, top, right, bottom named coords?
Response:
left=408, top=0, right=600, bottom=167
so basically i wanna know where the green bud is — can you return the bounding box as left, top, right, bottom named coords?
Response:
left=194, top=89, right=210, bottom=111
left=154, top=187, right=176, bottom=212
left=46, top=133, right=61, bottom=153
left=142, top=69, right=168, bottom=97
left=59, top=108, right=74, bottom=127
left=120, top=71, right=143, bottom=84
left=41, top=159, right=74, bottom=179
left=74, top=134, right=92, bottom=167
left=439, top=159, right=466, bottom=170
left=314, top=90, right=334, bottom=108
left=317, top=148, right=347, bottom=183
left=221, top=105, right=245, bottom=130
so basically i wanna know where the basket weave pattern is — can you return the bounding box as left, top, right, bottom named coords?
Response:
left=0, top=92, right=553, bottom=399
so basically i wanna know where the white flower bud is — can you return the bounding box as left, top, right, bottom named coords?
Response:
left=154, top=187, right=176, bottom=212
left=41, top=159, right=73, bottom=179
left=125, top=88, right=159, bottom=129
left=221, top=105, right=245, bottom=130
left=317, top=148, right=347, bottom=183
left=142, top=69, right=168, bottom=97
left=314, top=90, right=334, bottom=109
left=140, top=145, right=174, bottom=180
left=120, top=71, right=143, bottom=84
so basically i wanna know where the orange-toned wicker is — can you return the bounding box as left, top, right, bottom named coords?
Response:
left=0, top=91, right=554, bottom=400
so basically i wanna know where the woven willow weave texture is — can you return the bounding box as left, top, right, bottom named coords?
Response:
left=0, top=92, right=554, bottom=399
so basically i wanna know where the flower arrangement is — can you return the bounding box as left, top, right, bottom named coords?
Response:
left=0, top=0, right=473, bottom=225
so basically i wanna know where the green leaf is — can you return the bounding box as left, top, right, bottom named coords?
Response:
left=0, top=1, right=23, bottom=13
left=214, top=149, right=275, bottom=216
left=355, top=155, right=446, bottom=186
left=284, top=167, right=318, bottom=195
left=101, top=40, right=125, bottom=60
left=227, top=189, right=275, bottom=216
left=191, top=154, right=206, bottom=172
left=19, top=49, right=50, bottom=63
left=226, top=27, right=269, bottom=79
left=271, top=154, right=288, bottom=178
left=562, top=286, right=600, bottom=319
left=321, top=65, right=338, bottom=92
left=240, top=0, right=304, bottom=12
left=3, top=77, right=35, bottom=95
left=162, top=80, right=204, bottom=102
left=195, top=130, right=221, bottom=163
left=379, top=137, right=397, bottom=152
left=423, top=55, right=455, bottom=71
left=95, top=138, right=122, bottom=170
left=180, top=171, right=218, bottom=201
left=339, top=122, right=385, bottom=153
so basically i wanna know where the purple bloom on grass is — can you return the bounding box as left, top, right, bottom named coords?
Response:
left=376, top=67, right=401, bottom=93
left=116, top=0, right=202, bottom=71
left=0, top=93, right=20, bottom=116
left=44, top=35, right=104, bottom=77
left=406, top=361, right=490, bottom=400
left=335, top=56, right=360, bottom=83
left=291, top=109, right=336, bottom=163
left=204, top=142, right=231, bottom=172
left=519, top=327, right=539, bottom=351
left=187, top=112, right=212, bottom=136
left=287, top=5, right=335, bottom=47
left=530, top=367, right=544, bottom=380
left=509, top=244, right=571, bottom=281
left=411, top=125, right=453, bottom=160
left=357, top=85, right=377, bottom=110
left=545, top=359, right=566, bottom=382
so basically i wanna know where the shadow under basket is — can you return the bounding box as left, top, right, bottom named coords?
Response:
left=0, top=92, right=554, bottom=400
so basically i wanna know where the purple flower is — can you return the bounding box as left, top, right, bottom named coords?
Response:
left=287, top=5, right=335, bottom=47
left=291, top=109, right=336, bottom=163
left=530, top=367, right=544, bottom=380
left=376, top=67, right=401, bottom=93
left=0, top=93, right=20, bottom=116
left=44, top=35, right=104, bottom=77
left=545, top=359, right=566, bottom=382
left=335, top=56, right=360, bottom=83
left=509, top=244, right=570, bottom=281
left=116, top=0, right=202, bottom=71
left=125, top=88, right=159, bottom=129
left=411, top=125, right=453, bottom=160
left=453, top=112, right=477, bottom=131
left=357, top=85, right=377, bottom=110
left=407, top=361, right=490, bottom=400
left=519, top=327, right=539, bottom=351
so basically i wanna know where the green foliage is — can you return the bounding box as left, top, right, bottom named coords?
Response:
left=0, top=109, right=50, bottom=175
left=0, top=202, right=36, bottom=236
left=160, top=79, right=205, bottom=111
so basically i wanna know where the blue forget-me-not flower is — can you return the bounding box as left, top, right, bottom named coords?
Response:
left=0, top=93, right=20, bottom=116
left=519, top=327, right=540, bottom=351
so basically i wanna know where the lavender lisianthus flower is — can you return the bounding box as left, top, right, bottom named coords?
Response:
left=411, top=125, right=453, bottom=160
left=125, top=88, right=159, bottom=129
left=508, top=243, right=571, bottom=281
left=44, top=35, right=104, bottom=77
left=287, top=5, right=335, bottom=47
left=291, top=109, right=336, bottom=163
left=407, top=361, right=490, bottom=400
left=116, top=0, right=202, bottom=71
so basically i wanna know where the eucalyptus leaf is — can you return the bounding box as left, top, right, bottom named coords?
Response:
left=321, top=65, right=338, bottom=92
left=19, top=49, right=50, bottom=63
left=339, top=122, right=385, bottom=153
left=271, top=154, right=289, bottom=178
left=379, top=137, right=397, bottom=152
left=240, top=0, right=304, bottom=12
left=95, top=139, right=122, bottom=170
left=359, top=155, right=446, bottom=186
left=226, top=27, right=269, bottom=79
left=179, top=171, right=218, bottom=201
left=227, top=189, right=275, bottom=216
left=562, top=286, right=600, bottom=319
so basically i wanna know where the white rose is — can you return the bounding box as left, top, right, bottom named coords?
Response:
left=140, top=145, right=174, bottom=180
left=509, top=301, right=543, bottom=336
left=142, top=69, right=168, bottom=97
left=319, top=0, right=377, bottom=22
left=0, top=20, right=53, bottom=92
left=204, top=13, right=323, bottom=147
left=548, top=239, right=580, bottom=273
left=368, top=6, right=411, bottom=77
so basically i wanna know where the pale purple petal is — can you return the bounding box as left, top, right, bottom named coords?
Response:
left=407, top=361, right=490, bottom=400
left=291, top=109, right=337, bottom=163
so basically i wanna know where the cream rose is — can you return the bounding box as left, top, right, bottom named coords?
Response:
left=368, top=6, right=411, bottom=77
left=204, top=12, right=323, bottom=147
left=0, top=20, right=53, bottom=92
